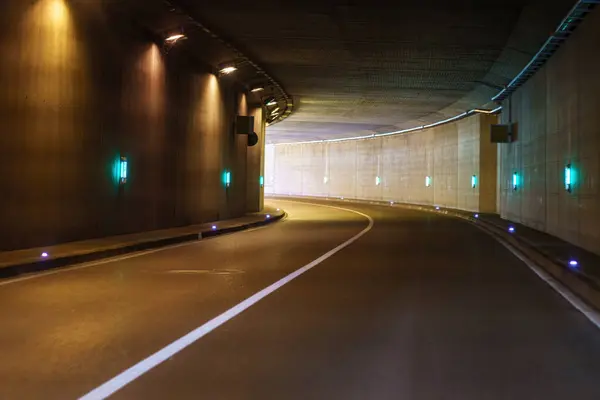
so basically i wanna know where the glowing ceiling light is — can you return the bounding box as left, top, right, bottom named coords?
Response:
left=219, top=66, right=237, bottom=74
left=165, top=34, right=186, bottom=43
left=266, top=100, right=277, bottom=106
left=251, top=87, right=264, bottom=93
left=48, top=0, right=68, bottom=26
left=271, top=107, right=280, bottom=114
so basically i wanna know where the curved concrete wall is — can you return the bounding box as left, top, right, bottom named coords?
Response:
left=498, top=7, right=600, bottom=255
left=0, top=0, right=264, bottom=251
left=266, top=113, right=498, bottom=213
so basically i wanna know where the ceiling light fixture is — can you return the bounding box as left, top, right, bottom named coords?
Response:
left=251, top=87, right=264, bottom=93
left=219, top=66, right=237, bottom=74
left=266, top=100, right=277, bottom=106
left=165, top=34, right=186, bottom=43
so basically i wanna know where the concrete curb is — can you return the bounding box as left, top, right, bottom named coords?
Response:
left=0, top=211, right=286, bottom=280
left=270, top=194, right=600, bottom=311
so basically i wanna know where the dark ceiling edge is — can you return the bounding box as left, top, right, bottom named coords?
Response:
left=270, top=107, right=502, bottom=146
left=493, top=0, right=599, bottom=102
left=165, top=0, right=294, bottom=124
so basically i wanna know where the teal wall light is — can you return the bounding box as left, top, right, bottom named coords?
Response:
left=119, top=156, right=128, bottom=185
left=260, top=175, right=264, bottom=187
left=565, top=164, right=572, bottom=192
left=471, top=175, right=477, bottom=188
left=223, top=170, right=231, bottom=188
left=425, top=176, right=432, bottom=187
left=512, top=172, right=518, bottom=191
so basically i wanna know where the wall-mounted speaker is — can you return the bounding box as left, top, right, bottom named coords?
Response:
left=235, top=116, right=255, bottom=135
left=491, top=123, right=516, bottom=143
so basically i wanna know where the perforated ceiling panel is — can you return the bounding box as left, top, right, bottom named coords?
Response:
left=177, top=0, right=574, bottom=143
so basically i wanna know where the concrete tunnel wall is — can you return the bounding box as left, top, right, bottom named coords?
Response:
left=0, top=0, right=265, bottom=251
left=265, top=113, right=498, bottom=213
left=498, top=7, right=600, bottom=255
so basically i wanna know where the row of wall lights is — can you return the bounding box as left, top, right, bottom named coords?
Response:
left=512, top=164, right=573, bottom=192
left=321, top=175, right=477, bottom=188
left=114, top=162, right=266, bottom=191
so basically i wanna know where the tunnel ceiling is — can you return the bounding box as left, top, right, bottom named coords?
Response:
left=171, top=0, right=574, bottom=143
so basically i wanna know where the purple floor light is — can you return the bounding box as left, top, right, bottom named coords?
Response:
left=41, top=252, right=48, bottom=258
left=508, top=226, right=515, bottom=233
left=474, top=214, right=479, bottom=219
left=569, top=260, right=579, bottom=268
left=266, top=214, right=271, bottom=219
left=435, top=206, right=440, bottom=210
left=212, top=225, right=217, bottom=230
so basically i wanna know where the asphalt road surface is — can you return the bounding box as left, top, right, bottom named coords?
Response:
left=1, top=199, right=599, bottom=400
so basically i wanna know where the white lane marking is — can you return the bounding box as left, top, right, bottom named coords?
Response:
left=79, top=203, right=374, bottom=400
left=0, top=220, right=281, bottom=288
left=468, top=222, right=600, bottom=330
left=166, top=269, right=245, bottom=275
